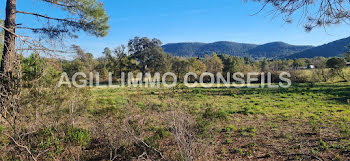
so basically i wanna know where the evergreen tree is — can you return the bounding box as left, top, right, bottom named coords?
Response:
left=223, top=56, right=244, bottom=74
left=250, top=0, right=350, bottom=31
left=1, top=0, right=109, bottom=73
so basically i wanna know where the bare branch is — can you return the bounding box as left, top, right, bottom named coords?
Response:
left=4, top=133, right=38, bottom=161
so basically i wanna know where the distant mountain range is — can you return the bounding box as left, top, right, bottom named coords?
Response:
left=247, top=42, right=313, bottom=59
left=286, top=36, right=350, bottom=59
left=162, top=36, right=350, bottom=59
left=162, top=41, right=257, bottom=58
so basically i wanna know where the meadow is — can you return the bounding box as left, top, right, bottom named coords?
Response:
left=2, top=0, right=350, bottom=159
left=81, top=82, right=350, bottom=160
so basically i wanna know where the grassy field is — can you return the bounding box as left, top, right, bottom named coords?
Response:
left=82, top=82, right=350, bottom=160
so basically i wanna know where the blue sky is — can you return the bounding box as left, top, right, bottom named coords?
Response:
left=2, top=0, right=350, bottom=57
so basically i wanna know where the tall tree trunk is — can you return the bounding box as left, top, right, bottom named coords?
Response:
left=1, top=0, right=17, bottom=73
left=141, top=64, right=147, bottom=83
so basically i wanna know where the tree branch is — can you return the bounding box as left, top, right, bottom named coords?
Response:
left=16, top=10, right=77, bottom=23
left=16, top=48, right=72, bottom=53
left=4, top=133, right=38, bottom=161
left=41, top=0, right=75, bottom=8
left=17, top=26, right=69, bottom=33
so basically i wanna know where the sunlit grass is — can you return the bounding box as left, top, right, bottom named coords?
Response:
left=86, top=82, right=350, bottom=159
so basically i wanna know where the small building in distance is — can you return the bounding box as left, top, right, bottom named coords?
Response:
left=347, top=62, right=350, bottom=67
left=307, top=64, right=315, bottom=69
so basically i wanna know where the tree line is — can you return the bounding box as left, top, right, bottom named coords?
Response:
left=49, top=37, right=350, bottom=84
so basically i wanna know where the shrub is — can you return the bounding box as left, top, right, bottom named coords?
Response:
left=339, top=124, right=350, bottom=138
left=145, top=127, right=170, bottom=146
left=202, top=107, right=228, bottom=120
left=232, top=148, right=244, bottom=155
left=319, top=140, right=329, bottom=150
left=238, top=126, right=256, bottom=137
left=221, top=125, right=236, bottom=133
left=195, top=119, right=211, bottom=136
left=154, top=127, right=171, bottom=139
left=225, top=139, right=233, bottom=144
left=65, top=126, right=91, bottom=147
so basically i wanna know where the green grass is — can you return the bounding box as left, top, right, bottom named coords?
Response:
left=89, top=83, right=350, bottom=123
left=86, top=82, right=350, bottom=160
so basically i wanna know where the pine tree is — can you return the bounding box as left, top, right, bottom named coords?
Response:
left=250, top=0, right=350, bottom=31
left=1, top=0, right=110, bottom=73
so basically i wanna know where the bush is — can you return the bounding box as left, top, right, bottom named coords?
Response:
left=326, top=58, right=346, bottom=69
left=22, top=54, right=61, bottom=87
left=195, top=119, right=211, bottom=136
left=238, top=126, right=256, bottom=137
left=202, top=107, right=228, bottom=120
left=221, top=125, right=236, bottom=133
left=65, top=126, right=91, bottom=147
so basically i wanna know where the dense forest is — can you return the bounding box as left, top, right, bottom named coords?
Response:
left=287, top=36, right=350, bottom=58
left=163, top=36, right=350, bottom=59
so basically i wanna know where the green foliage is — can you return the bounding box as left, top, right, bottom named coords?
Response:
left=327, top=58, right=346, bottom=68
left=238, top=126, right=256, bottom=137
left=114, top=45, right=132, bottom=77
left=128, top=37, right=167, bottom=77
left=222, top=55, right=245, bottom=73
left=13, top=81, right=346, bottom=160
left=55, top=36, right=350, bottom=85
left=202, top=107, right=228, bottom=120
left=205, top=53, right=224, bottom=75
left=249, top=42, right=312, bottom=58
left=22, top=54, right=61, bottom=87
left=163, top=41, right=312, bottom=59
left=62, top=45, right=96, bottom=77
left=237, top=106, right=256, bottom=115
left=260, top=58, right=269, bottom=72
left=154, top=127, right=170, bottom=139
left=22, top=54, right=45, bottom=82
left=171, top=57, right=190, bottom=80
left=8, top=45, right=350, bottom=160
left=145, top=127, right=170, bottom=146
left=319, top=140, right=329, bottom=150
left=288, top=36, right=350, bottom=58
left=339, top=124, right=350, bottom=138
left=221, top=125, right=236, bottom=133
left=263, top=153, right=272, bottom=158
left=26, top=125, right=91, bottom=159
left=232, top=148, right=244, bottom=155
left=65, top=126, right=91, bottom=147
left=344, top=52, right=350, bottom=62
left=225, top=139, right=233, bottom=144
left=35, top=127, right=64, bottom=154
left=42, top=0, right=110, bottom=38
left=187, top=57, right=206, bottom=79
left=293, top=58, right=306, bottom=69
left=195, top=119, right=211, bottom=136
